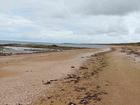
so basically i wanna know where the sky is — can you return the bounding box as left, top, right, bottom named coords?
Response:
left=0, top=0, right=140, bottom=43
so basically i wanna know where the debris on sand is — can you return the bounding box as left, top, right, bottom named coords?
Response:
left=42, top=81, right=51, bottom=85
left=68, top=102, right=76, bottom=105
left=79, top=66, right=88, bottom=70
left=42, top=79, right=58, bottom=85
left=121, top=47, right=140, bottom=57
left=64, top=74, right=81, bottom=84
left=79, top=98, right=89, bottom=104
left=16, top=103, right=23, bottom=105
left=33, top=51, right=108, bottom=105
left=71, top=66, right=75, bottom=68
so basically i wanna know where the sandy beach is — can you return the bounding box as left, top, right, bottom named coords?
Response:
left=0, top=0, right=140, bottom=104
left=31, top=46, right=140, bottom=105
left=0, top=48, right=108, bottom=105
left=0, top=46, right=140, bottom=105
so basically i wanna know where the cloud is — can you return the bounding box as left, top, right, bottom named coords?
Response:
left=65, top=0, right=140, bottom=15
left=2, top=0, right=140, bottom=15
left=0, top=0, right=140, bottom=43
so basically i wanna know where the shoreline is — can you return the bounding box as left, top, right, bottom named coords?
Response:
left=0, top=44, right=85, bottom=56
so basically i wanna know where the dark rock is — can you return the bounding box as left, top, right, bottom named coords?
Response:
left=71, top=66, right=75, bottom=68
left=79, top=66, right=88, bottom=70
left=105, top=84, right=109, bottom=86
left=92, top=93, right=98, bottom=100
left=60, top=89, right=65, bottom=91
left=50, top=79, right=58, bottom=82
left=42, top=79, right=58, bottom=85
left=65, top=74, right=78, bottom=79
left=79, top=99, right=89, bottom=105
left=96, top=85, right=100, bottom=89
left=97, top=97, right=102, bottom=101
left=68, top=102, right=76, bottom=105
left=42, top=80, right=51, bottom=85
left=91, top=72, right=95, bottom=76
left=16, top=104, right=23, bottom=105
left=47, top=96, right=52, bottom=99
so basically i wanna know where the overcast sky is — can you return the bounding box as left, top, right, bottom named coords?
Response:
left=0, top=0, right=140, bottom=43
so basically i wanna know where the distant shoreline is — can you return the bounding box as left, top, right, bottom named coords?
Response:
left=0, top=43, right=85, bottom=56
left=0, top=41, right=108, bottom=56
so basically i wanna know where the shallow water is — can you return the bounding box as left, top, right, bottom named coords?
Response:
left=0, top=40, right=107, bottom=48
left=58, top=44, right=107, bottom=48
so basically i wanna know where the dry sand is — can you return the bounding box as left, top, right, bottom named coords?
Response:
left=97, top=47, right=140, bottom=105
left=1, top=46, right=140, bottom=105
left=32, top=46, right=140, bottom=105
left=0, top=48, right=110, bottom=105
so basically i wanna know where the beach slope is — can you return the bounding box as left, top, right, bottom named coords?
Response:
left=32, top=47, right=140, bottom=105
